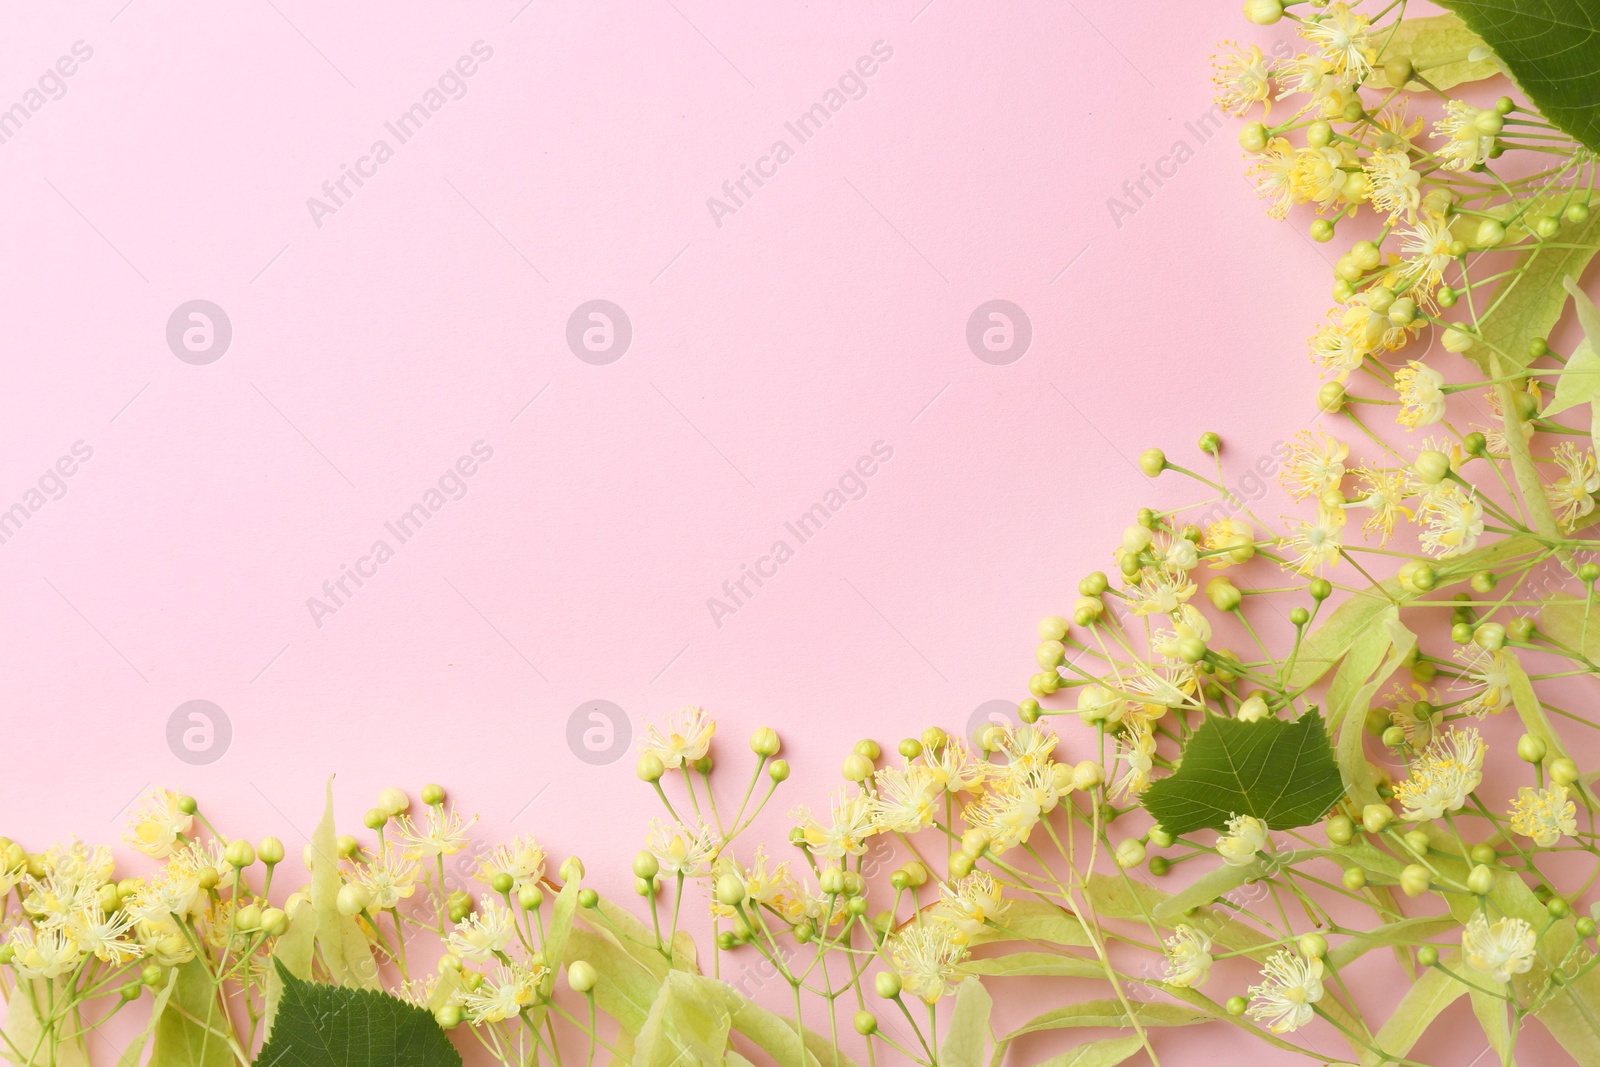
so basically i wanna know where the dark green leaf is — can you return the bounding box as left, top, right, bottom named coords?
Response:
left=252, top=960, right=461, bottom=1067
left=1139, top=712, right=1345, bottom=835
left=1435, top=0, right=1600, bottom=151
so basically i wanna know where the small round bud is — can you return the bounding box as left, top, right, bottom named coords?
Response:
left=947, top=852, right=975, bottom=878
left=1442, top=324, right=1476, bottom=353
left=1079, top=572, right=1108, bottom=596
left=1238, top=120, right=1269, bottom=153
left=1019, top=699, right=1041, bottom=724
left=1072, top=761, right=1105, bottom=791
left=842, top=753, right=874, bottom=782
left=1289, top=606, right=1310, bottom=627
left=120, top=981, right=142, bottom=1002
left=224, top=841, right=256, bottom=869
left=1470, top=843, right=1498, bottom=866
left=336, top=883, right=371, bottom=917
left=235, top=904, right=263, bottom=931
left=1535, top=215, right=1561, bottom=239
left=1384, top=57, right=1414, bottom=88
left=820, top=867, right=846, bottom=896
left=1400, top=864, right=1432, bottom=898
left=636, top=753, right=665, bottom=782
left=1036, top=640, right=1066, bottom=668
left=1517, top=735, right=1548, bottom=763
left=875, top=972, right=902, bottom=999
left=1207, top=577, right=1242, bottom=612
left=900, top=861, right=928, bottom=888
left=377, top=788, right=410, bottom=816
left=1350, top=240, right=1381, bottom=270
left=196, top=867, right=220, bottom=891
left=898, top=737, right=923, bottom=759
left=1467, top=864, right=1495, bottom=895
left=436, top=1004, right=462, bottom=1030
left=1037, top=615, right=1070, bottom=642
left=1073, top=596, right=1104, bottom=626
left=491, top=872, right=515, bottom=895
left=421, top=784, right=446, bottom=806
left=853, top=1010, right=878, bottom=1036
left=1451, top=622, right=1474, bottom=645
left=1578, top=918, right=1597, bottom=939
left=1413, top=450, right=1451, bottom=485
left=1298, top=933, right=1327, bottom=959
left=1198, top=431, right=1221, bottom=454
left=1138, top=448, right=1167, bottom=478
left=1417, top=944, right=1439, bottom=967
left=750, top=727, right=781, bottom=758
left=567, top=960, right=598, bottom=993
left=1312, top=219, right=1338, bottom=244
left=1474, top=622, right=1506, bottom=652
left=1387, top=297, right=1416, bottom=327
left=769, top=759, right=791, bottom=782
left=1148, top=856, right=1171, bottom=876
left=363, top=808, right=387, bottom=830
left=1317, top=381, right=1347, bottom=414
left=1550, top=897, right=1572, bottom=919
left=1552, top=758, right=1580, bottom=786
left=1115, top=839, right=1146, bottom=869
left=561, top=856, right=585, bottom=882
left=1225, top=995, right=1248, bottom=1016
left=177, top=796, right=199, bottom=816
left=142, top=964, right=164, bottom=987
left=1403, top=830, right=1430, bottom=856
left=1362, top=804, right=1393, bottom=834
left=577, top=888, right=599, bottom=909
left=1325, top=814, right=1353, bottom=846
left=1567, top=202, right=1592, bottom=225
left=519, top=884, right=545, bottom=910
left=633, top=851, right=659, bottom=879
left=258, top=837, right=285, bottom=865
left=261, top=908, right=289, bottom=937
left=855, top=739, right=881, bottom=761
left=1381, top=725, right=1406, bottom=748
left=715, top=874, right=747, bottom=907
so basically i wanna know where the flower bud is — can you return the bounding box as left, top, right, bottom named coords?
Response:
left=1115, top=839, right=1146, bottom=868
left=519, top=884, right=545, bottom=911
left=436, top=1005, right=462, bottom=1030
left=421, top=784, right=446, bottom=806
left=875, top=972, right=902, bottom=999
left=1037, top=615, right=1070, bottom=641
left=769, top=759, right=791, bottom=782
left=1467, top=864, right=1495, bottom=895
left=235, top=904, right=263, bottom=931
left=1442, top=324, right=1476, bottom=353
left=637, top=753, right=666, bottom=782
left=1298, top=933, right=1327, bottom=959
left=1206, top=577, right=1242, bottom=612
left=1072, top=761, right=1105, bottom=791
left=820, top=867, right=846, bottom=895
left=843, top=753, right=874, bottom=782
left=1517, top=735, right=1547, bottom=763
left=716, top=873, right=747, bottom=907
left=1238, top=120, right=1269, bottom=152
left=1552, top=758, right=1580, bottom=786
left=224, top=841, right=255, bottom=869
left=261, top=908, right=289, bottom=936
left=1243, top=0, right=1283, bottom=24
left=853, top=1010, right=878, bottom=1036
left=1362, top=804, right=1393, bottom=834
left=1326, top=814, right=1353, bottom=846
left=1417, top=944, right=1439, bottom=968
left=1317, top=381, right=1347, bottom=414
left=377, top=788, right=410, bottom=816
left=1413, top=450, right=1451, bottom=485
left=1399, top=864, right=1432, bottom=898
left=336, top=883, right=371, bottom=917
left=258, top=837, right=285, bottom=865
left=1073, top=596, right=1104, bottom=626
left=567, top=960, right=598, bottom=993
left=1036, top=640, right=1066, bottom=668
left=1138, top=448, right=1167, bottom=478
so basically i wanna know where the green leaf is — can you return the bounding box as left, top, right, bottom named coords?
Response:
left=308, top=779, right=379, bottom=989
left=252, top=961, right=460, bottom=1067
left=1139, top=711, right=1346, bottom=835
left=1462, top=205, right=1600, bottom=373
left=1434, top=0, right=1600, bottom=151
left=1001, top=999, right=1208, bottom=1041
left=1325, top=916, right=1460, bottom=969
left=152, top=958, right=238, bottom=1067
left=1544, top=343, right=1600, bottom=417
left=1378, top=13, right=1499, bottom=89
left=1328, top=609, right=1416, bottom=808
left=942, top=978, right=992, bottom=1067
left=634, top=971, right=732, bottom=1067
left=118, top=970, right=178, bottom=1067
left=1358, top=961, right=1466, bottom=1067
left=1030, top=1036, right=1147, bottom=1067
left=564, top=928, right=661, bottom=1034
left=2, top=979, right=90, bottom=1067
left=968, top=899, right=1091, bottom=948
left=265, top=897, right=318, bottom=1039
left=1540, top=593, right=1600, bottom=658
left=961, top=952, right=1108, bottom=978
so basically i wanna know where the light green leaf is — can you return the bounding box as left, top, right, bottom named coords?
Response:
left=1326, top=916, right=1460, bottom=970
left=634, top=972, right=732, bottom=1067
left=2, top=979, right=90, bottom=1067
left=251, top=961, right=461, bottom=1067
left=1329, top=610, right=1416, bottom=808
left=942, top=978, right=991, bottom=1067
left=1001, top=999, right=1208, bottom=1041
left=308, top=779, right=379, bottom=989
left=1358, top=962, right=1466, bottom=1067
left=152, top=958, right=238, bottom=1067
left=1540, top=593, right=1600, bottom=659
left=117, top=970, right=178, bottom=1067
left=564, top=927, right=661, bottom=1034
left=1031, top=1036, right=1147, bottom=1067
left=1543, top=341, right=1600, bottom=417
left=1570, top=276, right=1600, bottom=354
left=1469, top=986, right=1515, bottom=1067
left=1434, top=0, right=1600, bottom=152
left=969, top=899, right=1091, bottom=948
left=1462, top=206, right=1600, bottom=372
left=961, top=952, right=1108, bottom=978
left=1140, top=711, right=1345, bottom=835
left=1377, top=13, right=1499, bottom=89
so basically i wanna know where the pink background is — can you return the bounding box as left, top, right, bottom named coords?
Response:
left=0, top=1, right=1550, bottom=1063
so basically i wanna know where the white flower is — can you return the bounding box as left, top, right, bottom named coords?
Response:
left=1418, top=483, right=1484, bottom=559
left=889, top=922, right=967, bottom=1003
left=6, top=926, right=82, bottom=980
left=475, top=836, right=546, bottom=891
left=1247, top=951, right=1325, bottom=1033
left=1463, top=913, right=1536, bottom=984
left=1509, top=785, right=1576, bottom=847
left=445, top=896, right=515, bottom=963
left=646, top=819, right=719, bottom=876
left=1432, top=100, right=1495, bottom=171
left=1394, top=727, right=1484, bottom=821
left=1394, top=362, right=1447, bottom=428
left=396, top=805, right=475, bottom=859
left=1162, top=924, right=1213, bottom=988
left=124, top=789, right=194, bottom=858
left=934, top=872, right=1008, bottom=945
left=1364, top=149, right=1421, bottom=220
left=1451, top=646, right=1511, bottom=718
left=638, top=705, right=716, bottom=769
left=353, top=855, right=419, bottom=910
left=1301, top=2, right=1375, bottom=82
left=1217, top=814, right=1270, bottom=866
left=461, top=961, right=546, bottom=1023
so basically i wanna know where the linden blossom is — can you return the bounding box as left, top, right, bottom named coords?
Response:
left=706, top=40, right=894, bottom=229
left=305, top=441, right=494, bottom=628
left=706, top=440, right=893, bottom=628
